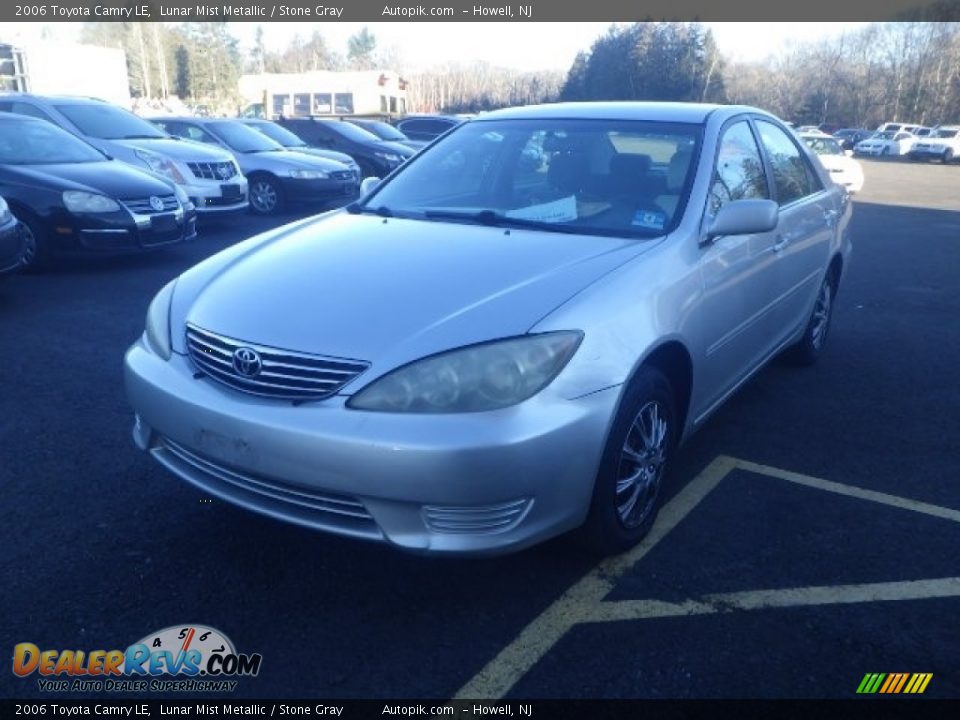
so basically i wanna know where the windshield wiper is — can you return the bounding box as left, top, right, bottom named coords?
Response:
left=421, top=209, right=581, bottom=234
left=345, top=203, right=393, bottom=217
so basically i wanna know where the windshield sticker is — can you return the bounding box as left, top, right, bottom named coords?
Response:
left=632, top=210, right=667, bottom=230
left=506, top=195, right=578, bottom=223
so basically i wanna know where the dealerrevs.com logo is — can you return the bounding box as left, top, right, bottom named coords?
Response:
left=13, top=624, right=262, bottom=693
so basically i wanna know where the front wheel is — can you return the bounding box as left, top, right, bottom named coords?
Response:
left=944, top=149, right=954, bottom=164
left=583, top=367, right=675, bottom=556
left=785, top=270, right=836, bottom=365
left=248, top=176, right=284, bottom=215
left=17, top=213, right=53, bottom=272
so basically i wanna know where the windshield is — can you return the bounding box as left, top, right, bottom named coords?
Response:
left=363, top=118, right=702, bottom=239
left=803, top=137, right=843, bottom=155
left=355, top=120, right=407, bottom=142
left=876, top=132, right=895, bottom=140
left=935, top=129, right=959, bottom=138
left=326, top=121, right=381, bottom=143
left=55, top=103, right=167, bottom=140
left=208, top=121, right=283, bottom=153
left=249, top=121, right=306, bottom=147
left=0, top=118, right=106, bottom=164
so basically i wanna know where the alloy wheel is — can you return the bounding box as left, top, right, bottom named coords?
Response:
left=19, top=224, right=37, bottom=268
left=810, top=279, right=833, bottom=350
left=616, top=400, right=668, bottom=529
left=250, top=180, right=278, bottom=214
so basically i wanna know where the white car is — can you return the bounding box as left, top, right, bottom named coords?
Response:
left=854, top=131, right=916, bottom=157
left=801, top=133, right=864, bottom=193
left=908, top=126, right=960, bottom=163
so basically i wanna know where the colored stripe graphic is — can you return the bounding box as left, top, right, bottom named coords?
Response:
left=857, top=672, right=932, bottom=694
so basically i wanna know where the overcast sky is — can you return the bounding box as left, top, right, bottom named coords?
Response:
left=5, top=21, right=871, bottom=72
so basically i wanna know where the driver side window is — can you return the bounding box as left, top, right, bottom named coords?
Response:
left=710, top=121, right=769, bottom=215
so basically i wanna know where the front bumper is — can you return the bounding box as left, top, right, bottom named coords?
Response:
left=279, top=177, right=360, bottom=205
left=48, top=206, right=197, bottom=254
left=182, top=178, right=249, bottom=215
left=908, top=146, right=950, bottom=160
left=124, top=340, right=619, bottom=555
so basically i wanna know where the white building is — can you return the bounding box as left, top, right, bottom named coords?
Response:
left=0, top=41, right=130, bottom=107
left=238, top=70, right=409, bottom=119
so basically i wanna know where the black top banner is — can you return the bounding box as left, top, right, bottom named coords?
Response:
left=3, top=0, right=960, bottom=23
left=3, top=699, right=960, bottom=719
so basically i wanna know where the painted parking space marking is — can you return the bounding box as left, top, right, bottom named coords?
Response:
left=455, top=455, right=960, bottom=699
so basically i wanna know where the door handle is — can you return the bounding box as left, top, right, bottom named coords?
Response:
left=772, top=235, right=789, bottom=253
left=823, top=209, right=838, bottom=227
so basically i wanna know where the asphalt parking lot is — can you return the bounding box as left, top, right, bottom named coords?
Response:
left=2, top=158, right=959, bottom=700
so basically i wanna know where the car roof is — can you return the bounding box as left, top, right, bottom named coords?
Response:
left=0, top=93, right=108, bottom=105
left=478, top=102, right=763, bottom=124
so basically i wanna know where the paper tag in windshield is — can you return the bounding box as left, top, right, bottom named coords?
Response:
left=632, top=210, right=666, bottom=230
left=506, top=195, right=578, bottom=223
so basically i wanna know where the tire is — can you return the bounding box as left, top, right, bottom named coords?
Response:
left=785, top=268, right=837, bottom=366
left=944, top=149, right=954, bottom=164
left=248, top=175, right=284, bottom=215
left=583, top=367, right=676, bottom=556
left=16, top=212, right=53, bottom=272
left=881, top=146, right=891, bottom=157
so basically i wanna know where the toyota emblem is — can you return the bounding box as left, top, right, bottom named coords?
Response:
left=232, top=347, right=262, bottom=378
left=149, top=196, right=165, bottom=212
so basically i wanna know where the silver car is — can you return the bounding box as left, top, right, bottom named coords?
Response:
left=124, top=103, right=852, bottom=556
left=150, top=117, right=359, bottom=215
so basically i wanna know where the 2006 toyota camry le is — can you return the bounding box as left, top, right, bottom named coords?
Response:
left=125, top=103, right=852, bottom=556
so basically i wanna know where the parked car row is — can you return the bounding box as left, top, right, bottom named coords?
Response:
left=0, top=92, right=452, bottom=272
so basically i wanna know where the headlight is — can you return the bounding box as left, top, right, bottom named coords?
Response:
left=144, top=280, right=177, bottom=361
left=0, top=196, right=11, bottom=224
left=62, top=191, right=121, bottom=214
left=134, top=149, right=186, bottom=184
left=285, top=169, right=329, bottom=179
left=348, top=332, right=582, bottom=413
left=374, top=152, right=402, bottom=163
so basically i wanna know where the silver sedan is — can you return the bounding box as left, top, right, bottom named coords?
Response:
left=124, top=103, right=852, bottom=556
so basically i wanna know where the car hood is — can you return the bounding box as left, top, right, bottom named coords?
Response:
left=245, top=150, right=347, bottom=172
left=287, top=146, right=357, bottom=166
left=172, top=212, right=654, bottom=374
left=5, top=160, right=174, bottom=197
left=372, top=140, right=416, bottom=157
left=816, top=155, right=860, bottom=173
left=108, top=137, right=234, bottom=163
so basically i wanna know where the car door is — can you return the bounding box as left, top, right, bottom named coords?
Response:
left=696, top=118, right=784, bottom=415
left=753, top=118, right=836, bottom=339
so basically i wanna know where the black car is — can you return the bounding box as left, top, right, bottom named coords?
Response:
left=392, top=115, right=463, bottom=142
left=347, top=118, right=427, bottom=151
left=833, top=128, right=873, bottom=151
left=277, top=118, right=415, bottom=178
left=0, top=195, right=24, bottom=275
left=0, top=114, right=197, bottom=270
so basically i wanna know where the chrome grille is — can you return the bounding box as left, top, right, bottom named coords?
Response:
left=156, top=437, right=382, bottom=539
left=122, top=195, right=178, bottom=214
left=186, top=161, right=237, bottom=181
left=186, top=324, right=369, bottom=401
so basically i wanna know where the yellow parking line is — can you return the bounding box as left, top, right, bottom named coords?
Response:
left=455, top=455, right=960, bottom=699
left=453, top=455, right=737, bottom=699
left=586, top=577, right=960, bottom=622
left=734, top=459, right=960, bottom=524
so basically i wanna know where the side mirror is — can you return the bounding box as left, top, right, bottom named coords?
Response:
left=360, top=177, right=381, bottom=195
left=706, top=199, right=779, bottom=241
